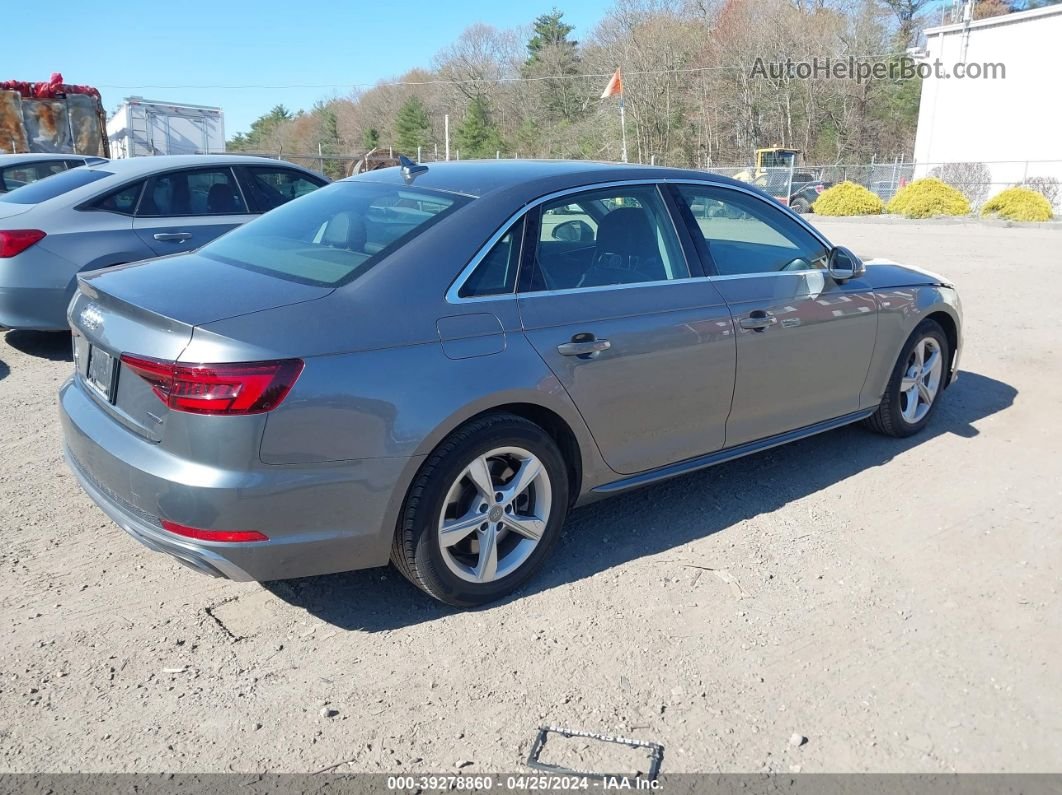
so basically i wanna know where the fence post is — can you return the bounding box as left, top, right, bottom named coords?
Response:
left=417, top=146, right=422, bottom=161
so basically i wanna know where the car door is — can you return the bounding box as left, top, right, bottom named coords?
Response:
left=671, top=183, right=878, bottom=448
left=517, top=183, right=736, bottom=476
left=132, top=166, right=255, bottom=256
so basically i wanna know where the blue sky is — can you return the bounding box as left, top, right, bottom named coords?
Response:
left=7, top=1, right=609, bottom=138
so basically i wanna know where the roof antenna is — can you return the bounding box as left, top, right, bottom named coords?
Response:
left=399, top=154, right=428, bottom=183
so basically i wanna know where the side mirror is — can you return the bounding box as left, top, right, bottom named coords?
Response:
left=552, top=219, right=594, bottom=242
left=827, top=246, right=866, bottom=281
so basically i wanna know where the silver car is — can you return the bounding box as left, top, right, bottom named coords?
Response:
left=0, top=153, right=108, bottom=194
left=60, top=160, right=962, bottom=606
left=0, top=154, right=327, bottom=330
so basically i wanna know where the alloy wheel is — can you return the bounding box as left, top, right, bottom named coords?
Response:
left=899, top=336, right=943, bottom=424
left=437, top=446, right=553, bottom=584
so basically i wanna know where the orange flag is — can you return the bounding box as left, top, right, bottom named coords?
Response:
left=600, top=68, right=623, bottom=99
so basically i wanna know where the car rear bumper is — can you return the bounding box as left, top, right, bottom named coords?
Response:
left=59, top=377, right=418, bottom=581
left=0, top=285, right=71, bottom=331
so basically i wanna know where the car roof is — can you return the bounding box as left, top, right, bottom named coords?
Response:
left=79, top=154, right=304, bottom=178
left=0, top=153, right=102, bottom=166
left=346, top=159, right=751, bottom=200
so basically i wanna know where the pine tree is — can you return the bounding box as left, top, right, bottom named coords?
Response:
left=394, top=95, right=432, bottom=156
left=526, top=9, right=577, bottom=65
left=523, top=9, right=583, bottom=123
left=362, top=127, right=380, bottom=151
left=455, top=96, right=504, bottom=159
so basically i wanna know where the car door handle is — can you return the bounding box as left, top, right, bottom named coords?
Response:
left=153, top=232, right=193, bottom=242
left=739, top=311, right=776, bottom=331
left=557, top=338, right=611, bottom=357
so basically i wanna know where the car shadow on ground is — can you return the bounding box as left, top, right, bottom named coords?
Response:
left=267, top=370, right=1015, bottom=632
left=3, top=330, right=72, bottom=362
left=0, top=359, right=8, bottom=383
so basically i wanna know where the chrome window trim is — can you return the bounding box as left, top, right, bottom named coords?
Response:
left=518, top=275, right=717, bottom=300
left=444, top=176, right=835, bottom=304
left=447, top=179, right=675, bottom=304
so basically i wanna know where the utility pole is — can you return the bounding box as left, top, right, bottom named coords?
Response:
left=444, top=115, right=450, bottom=161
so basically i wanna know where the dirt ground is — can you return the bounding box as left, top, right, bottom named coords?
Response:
left=1, top=217, right=1059, bottom=775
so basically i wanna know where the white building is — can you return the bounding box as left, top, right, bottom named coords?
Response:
left=912, top=3, right=1062, bottom=198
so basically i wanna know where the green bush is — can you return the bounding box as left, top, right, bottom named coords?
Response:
left=981, top=186, right=1053, bottom=222
left=886, top=178, right=971, bottom=219
left=812, top=181, right=885, bottom=216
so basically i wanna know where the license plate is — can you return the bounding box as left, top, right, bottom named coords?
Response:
left=86, top=346, right=117, bottom=401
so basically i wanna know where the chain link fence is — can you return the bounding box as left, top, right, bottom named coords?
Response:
left=705, top=159, right=1062, bottom=209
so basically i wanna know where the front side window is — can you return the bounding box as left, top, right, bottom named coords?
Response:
left=526, top=185, right=689, bottom=292
left=241, top=167, right=325, bottom=212
left=675, top=185, right=828, bottom=276
left=201, top=181, right=466, bottom=287
left=138, top=168, right=247, bottom=217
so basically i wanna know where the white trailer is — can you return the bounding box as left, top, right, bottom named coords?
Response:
left=106, top=97, right=224, bottom=158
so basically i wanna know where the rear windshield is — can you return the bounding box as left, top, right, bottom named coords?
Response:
left=0, top=168, right=111, bottom=204
left=201, top=181, right=467, bottom=287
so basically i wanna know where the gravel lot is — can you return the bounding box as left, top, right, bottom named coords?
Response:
left=1, top=217, right=1059, bottom=775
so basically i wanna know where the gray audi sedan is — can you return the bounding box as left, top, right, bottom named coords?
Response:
left=0, top=154, right=327, bottom=330
left=60, top=160, right=962, bottom=606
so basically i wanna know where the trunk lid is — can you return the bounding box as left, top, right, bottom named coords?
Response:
left=0, top=202, right=34, bottom=221
left=70, top=251, right=331, bottom=442
left=80, top=251, right=334, bottom=326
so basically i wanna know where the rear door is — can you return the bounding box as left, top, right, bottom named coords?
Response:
left=517, top=183, right=736, bottom=475
left=132, top=166, right=255, bottom=256
left=671, top=183, right=878, bottom=447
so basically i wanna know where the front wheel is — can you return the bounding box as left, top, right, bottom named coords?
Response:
left=391, top=413, right=570, bottom=606
left=865, top=319, right=950, bottom=438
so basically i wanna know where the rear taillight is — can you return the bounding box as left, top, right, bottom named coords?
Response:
left=120, top=355, right=303, bottom=415
left=0, top=229, right=46, bottom=258
left=161, top=520, right=268, bottom=543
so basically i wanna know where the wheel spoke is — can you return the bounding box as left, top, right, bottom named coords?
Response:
left=911, top=340, right=925, bottom=370
left=440, top=511, right=484, bottom=548
left=902, top=386, right=920, bottom=422
left=502, top=513, right=545, bottom=542
left=918, top=381, right=934, bottom=406
left=500, top=456, right=542, bottom=505
left=922, top=348, right=941, bottom=380
left=465, top=455, right=495, bottom=500
left=474, top=524, right=498, bottom=582
left=900, top=375, right=918, bottom=392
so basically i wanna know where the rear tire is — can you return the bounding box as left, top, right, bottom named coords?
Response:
left=791, top=197, right=811, bottom=214
left=865, top=319, right=950, bottom=438
left=391, top=413, right=570, bottom=607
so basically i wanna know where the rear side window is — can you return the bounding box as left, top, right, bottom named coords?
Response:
left=201, top=181, right=466, bottom=287
left=0, top=168, right=111, bottom=204
left=91, top=181, right=145, bottom=215
left=458, top=218, right=524, bottom=298
left=138, top=168, right=247, bottom=217
left=241, top=167, right=325, bottom=212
